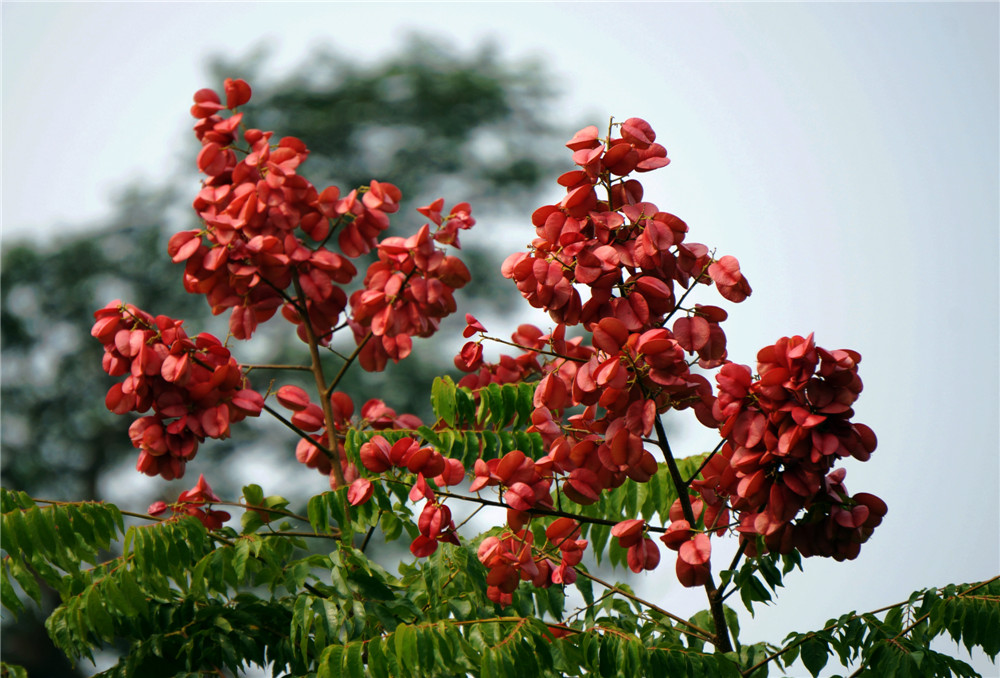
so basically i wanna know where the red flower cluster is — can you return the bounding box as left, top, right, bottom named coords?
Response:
left=148, top=474, right=231, bottom=529
left=94, top=86, right=885, bottom=601
left=501, top=117, right=748, bottom=330
left=348, top=220, right=472, bottom=372
left=91, top=301, right=263, bottom=480
left=275, top=386, right=431, bottom=489
left=177, top=79, right=363, bottom=342
left=611, top=519, right=661, bottom=574
left=449, top=119, right=755, bottom=585
left=477, top=516, right=588, bottom=606
left=356, top=434, right=465, bottom=556
left=176, top=79, right=471, bottom=369
left=274, top=384, right=357, bottom=485
left=445, top=119, right=881, bottom=590
left=694, top=333, right=885, bottom=561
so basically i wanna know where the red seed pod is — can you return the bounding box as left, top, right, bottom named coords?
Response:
left=611, top=519, right=645, bottom=548
left=224, top=78, right=252, bottom=109
left=627, top=538, right=661, bottom=573
left=434, top=458, right=466, bottom=487
left=360, top=437, right=392, bottom=473
left=275, top=385, right=311, bottom=411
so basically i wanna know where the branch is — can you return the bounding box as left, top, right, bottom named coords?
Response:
left=326, top=329, right=373, bottom=399
left=259, top=530, right=342, bottom=540
left=214, top=501, right=311, bottom=524
left=683, top=438, right=726, bottom=487
left=653, top=415, right=733, bottom=653
left=574, top=568, right=715, bottom=644
left=292, top=276, right=346, bottom=487
left=482, top=335, right=588, bottom=363
left=740, top=574, right=1000, bottom=676
left=716, top=539, right=750, bottom=602
left=426, top=486, right=690, bottom=536
left=261, top=402, right=335, bottom=460
left=30, top=497, right=161, bottom=523
left=241, top=363, right=313, bottom=372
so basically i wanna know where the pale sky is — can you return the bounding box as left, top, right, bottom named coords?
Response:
left=3, top=1, right=998, bottom=670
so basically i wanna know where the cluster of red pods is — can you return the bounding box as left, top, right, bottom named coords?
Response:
left=94, top=80, right=883, bottom=591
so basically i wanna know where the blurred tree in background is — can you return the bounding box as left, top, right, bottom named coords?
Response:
left=0, top=37, right=560, bottom=675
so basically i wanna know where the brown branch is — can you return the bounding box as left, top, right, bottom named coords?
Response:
left=574, top=568, right=715, bottom=644
left=683, top=438, right=726, bottom=488
left=426, top=486, right=680, bottom=535
left=653, top=415, right=733, bottom=653
left=292, top=276, right=346, bottom=488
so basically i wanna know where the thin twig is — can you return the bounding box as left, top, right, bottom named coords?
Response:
left=261, top=402, right=335, bottom=460
left=483, top=335, right=588, bottom=363
left=241, top=363, right=313, bottom=372
left=575, top=568, right=715, bottom=643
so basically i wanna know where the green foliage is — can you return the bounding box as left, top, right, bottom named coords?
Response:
left=0, top=484, right=723, bottom=676
left=3, top=487, right=997, bottom=676
left=718, top=544, right=803, bottom=617
left=0, top=663, right=28, bottom=678
left=765, top=578, right=1000, bottom=678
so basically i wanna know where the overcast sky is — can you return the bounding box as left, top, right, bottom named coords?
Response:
left=3, top=2, right=998, bottom=670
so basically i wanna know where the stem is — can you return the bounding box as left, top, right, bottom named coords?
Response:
left=482, top=335, right=588, bottom=363
left=428, top=486, right=681, bottom=535
left=716, top=540, right=750, bottom=602
left=260, top=530, right=342, bottom=540
left=241, top=363, right=313, bottom=372
left=292, top=276, right=346, bottom=487
left=683, top=439, right=726, bottom=488
left=326, top=329, right=373, bottom=399
left=261, top=402, right=335, bottom=460
left=575, top=568, right=715, bottom=644
left=662, top=266, right=711, bottom=326
left=359, top=524, right=378, bottom=552
left=31, top=498, right=162, bottom=523
left=654, top=415, right=733, bottom=653
left=215, top=501, right=311, bottom=524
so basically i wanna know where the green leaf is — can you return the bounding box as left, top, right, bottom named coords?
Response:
left=242, top=484, right=264, bottom=506
left=85, top=587, right=115, bottom=641
left=455, top=387, right=477, bottom=427
left=1, top=564, right=25, bottom=616
left=318, top=645, right=344, bottom=678
left=800, top=637, right=829, bottom=677
left=8, top=558, right=41, bottom=607
left=233, top=538, right=251, bottom=582
left=240, top=510, right=266, bottom=535
left=308, top=494, right=330, bottom=534
left=417, top=425, right=441, bottom=448
left=395, top=623, right=419, bottom=672
left=343, top=641, right=364, bottom=678
left=0, top=662, right=29, bottom=678
left=29, top=507, right=58, bottom=556
left=431, top=376, right=457, bottom=426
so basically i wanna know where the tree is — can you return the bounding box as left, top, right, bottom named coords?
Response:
left=0, top=39, right=559, bottom=676
left=2, top=77, right=997, bottom=678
